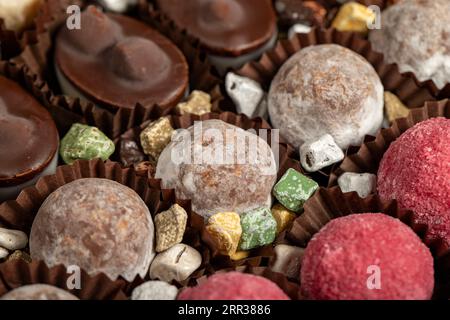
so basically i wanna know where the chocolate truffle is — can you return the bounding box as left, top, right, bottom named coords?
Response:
left=1, top=284, right=79, bottom=300
left=30, top=178, right=155, bottom=282
left=268, top=44, right=384, bottom=149
left=369, top=0, right=450, bottom=90
left=378, top=118, right=450, bottom=248
left=0, top=76, right=59, bottom=202
left=54, top=6, right=188, bottom=111
left=301, top=214, right=434, bottom=300
left=155, top=120, right=277, bottom=219
left=178, top=272, right=290, bottom=300
left=156, top=0, right=277, bottom=73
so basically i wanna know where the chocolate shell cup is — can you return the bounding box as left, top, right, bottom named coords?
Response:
left=0, top=259, right=127, bottom=300
left=0, top=159, right=208, bottom=293
left=236, top=28, right=436, bottom=109
left=286, top=185, right=450, bottom=299
left=188, top=266, right=300, bottom=300
left=117, top=112, right=304, bottom=269
left=11, top=0, right=223, bottom=139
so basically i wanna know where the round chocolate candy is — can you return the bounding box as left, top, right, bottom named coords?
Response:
left=1, top=284, right=79, bottom=300
left=156, top=0, right=277, bottom=73
left=378, top=118, right=450, bottom=249
left=301, top=214, right=434, bottom=300
left=30, top=178, right=155, bottom=281
left=268, top=44, right=384, bottom=149
left=54, top=6, right=188, bottom=111
left=369, top=0, right=450, bottom=90
left=155, top=120, right=277, bottom=219
left=0, top=75, right=59, bottom=201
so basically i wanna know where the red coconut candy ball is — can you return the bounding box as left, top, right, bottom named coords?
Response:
left=301, top=214, right=434, bottom=300
left=377, top=117, right=450, bottom=248
left=177, top=272, right=290, bottom=300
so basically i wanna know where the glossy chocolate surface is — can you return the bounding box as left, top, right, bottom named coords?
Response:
left=55, top=7, right=189, bottom=111
left=156, top=0, right=277, bottom=56
left=0, top=76, right=58, bottom=187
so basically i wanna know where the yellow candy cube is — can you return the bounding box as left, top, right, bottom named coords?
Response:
left=205, top=212, right=242, bottom=255
left=384, top=92, right=410, bottom=123
left=332, top=2, right=376, bottom=34
left=230, top=250, right=250, bottom=261
left=176, top=90, right=212, bottom=116
left=271, top=204, right=296, bottom=235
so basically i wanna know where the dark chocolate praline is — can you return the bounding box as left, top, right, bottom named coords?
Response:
left=0, top=76, right=59, bottom=188
left=156, top=0, right=277, bottom=57
left=54, top=6, right=189, bottom=112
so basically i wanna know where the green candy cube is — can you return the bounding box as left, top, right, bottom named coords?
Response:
left=273, top=168, right=318, bottom=212
left=239, top=207, right=277, bottom=251
left=60, top=123, right=115, bottom=165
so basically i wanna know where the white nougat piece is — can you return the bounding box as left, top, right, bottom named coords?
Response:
left=337, top=172, right=377, bottom=198
left=300, top=134, right=345, bottom=172
left=0, top=0, right=42, bottom=32
left=225, top=72, right=265, bottom=119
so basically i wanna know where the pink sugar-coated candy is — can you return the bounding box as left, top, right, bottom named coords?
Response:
left=301, top=214, right=434, bottom=300
left=177, top=272, right=290, bottom=300
left=377, top=117, right=450, bottom=248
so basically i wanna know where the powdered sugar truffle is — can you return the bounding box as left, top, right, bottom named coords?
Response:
left=268, top=44, right=384, bottom=149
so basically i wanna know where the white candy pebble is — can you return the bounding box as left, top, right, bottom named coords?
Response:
left=300, top=134, right=345, bottom=172
left=0, top=228, right=28, bottom=250
left=149, top=244, right=201, bottom=283
left=337, top=172, right=377, bottom=198
left=0, top=247, right=9, bottom=259
left=225, top=72, right=265, bottom=119
left=96, top=0, right=137, bottom=13
left=131, top=281, right=178, bottom=300
left=288, top=24, right=312, bottom=38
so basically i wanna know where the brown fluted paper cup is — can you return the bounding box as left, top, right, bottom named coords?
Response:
left=0, top=259, right=127, bottom=300
left=0, top=159, right=208, bottom=296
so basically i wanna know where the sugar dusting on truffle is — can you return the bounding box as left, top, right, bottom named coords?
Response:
left=178, top=272, right=290, bottom=300
left=369, top=0, right=450, bottom=89
left=268, top=44, right=383, bottom=149
left=301, top=214, right=434, bottom=300
left=30, top=178, right=155, bottom=282
left=378, top=117, right=450, bottom=248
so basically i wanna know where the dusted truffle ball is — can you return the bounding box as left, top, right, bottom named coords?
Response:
left=155, top=120, right=277, bottom=219
left=30, top=178, right=155, bottom=282
left=378, top=118, right=450, bottom=248
left=1, top=284, right=79, bottom=300
left=268, top=44, right=383, bottom=149
left=178, top=272, right=290, bottom=300
left=301, top=214, right=434, bottom=300
left=369, top=0, right=450, bottom=90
